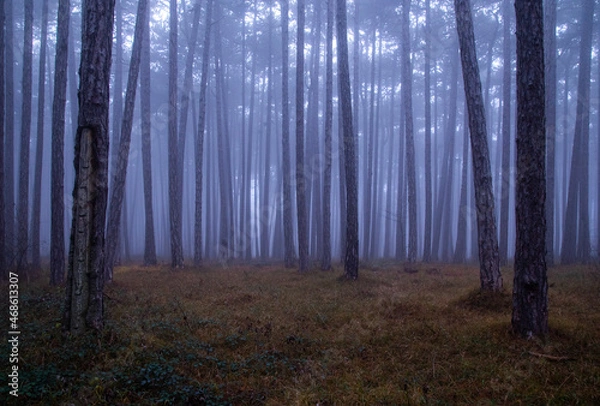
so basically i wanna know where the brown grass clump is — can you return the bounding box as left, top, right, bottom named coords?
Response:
left=1, top=262, right=599, bottom=405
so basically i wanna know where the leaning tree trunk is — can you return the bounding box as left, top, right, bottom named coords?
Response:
left=454, top=0, right=502, bottom=291
left=512, top=0, right=548, bottom=339
left=337, top=0, right=359, bottom=279
left=104, top=0, right=148, bottom=282
left=16, top=0, right=33, bottom=273
left=63, top=0, right=115, bottom=334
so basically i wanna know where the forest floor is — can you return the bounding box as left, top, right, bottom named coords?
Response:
left=1, top=261, right=599, bottom=405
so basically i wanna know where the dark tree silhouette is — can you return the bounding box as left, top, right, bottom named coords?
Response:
left=63, top=0, right=115, bottom=334
left=512, top=0, right=548, bottom=339
left=0, top=0, right=5, bottom=279
left=454, top=0, right=502, bottom=291
left=337, top=0, right=359, bottom=279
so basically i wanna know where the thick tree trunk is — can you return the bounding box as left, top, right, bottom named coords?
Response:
left=104, top=0, right=148, bottom=281
left=296, top=0, right=309, bottom=272
left=16, top=0, right=33, bottom=272
left=321, top=0, right=333, bottom=271
left=512, top=0, right=548, bottom=339
left=454, top=0, right=502, bottom=291
left=561, top=0, right=594, bottom=264
left=337, top=0, right=359, bottom=279
left=281, top=0, right=295, bottom=268
left=63, top=0, right=115, bottom=334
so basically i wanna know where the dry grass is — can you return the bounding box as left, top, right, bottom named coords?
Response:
left=2, top=262, right=599, bottom=405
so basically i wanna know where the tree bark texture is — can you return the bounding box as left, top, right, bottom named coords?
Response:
left=454, top=0, right=502, bottom=291
left=512, top=0, right=548, bottom=339
left=63, top=0, right=115, bottom=334
left=337, top=0, right=359, bottom=279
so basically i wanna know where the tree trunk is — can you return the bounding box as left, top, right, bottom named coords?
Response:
left=140, top=0, right=156, bottom=266
left=16, top=0, right=33, bottom=273
left=454, top=0, right=502, bottom=291
left=0, top=0, right=5, bottom=279
left=104, top=0, right=148, bottom=281
left=63, top=0, right=115, bottom=334
left=194, top=0, right=213, bottom=266
left=168, top=0, right=184, bottom=268
left=281, top=0, right=295, bottom=268
left=498, top=0, right=512, bottom=265
left=544, top=0, right=556, bottom=266
left=401, top=0, right=418, bottom=263
left=512, top=0, right=548, bottom=339
left=4, top=0, right=14, bottom=270
left=337, top=0, right=359, bottom=279
left=321, top=0, right=333, bottom=271
left=422, top=0, right=433, bottom=263
left=454, top=111, right=470, bottom=263
left=296, top=0, right=309, bottom=272
left=560, top=0, right=594, bottom=264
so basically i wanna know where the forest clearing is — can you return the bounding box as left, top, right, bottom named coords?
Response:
left=2, top=263, right=599, bottom=405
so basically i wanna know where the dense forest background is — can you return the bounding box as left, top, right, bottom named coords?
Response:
left=0, top=0, right=598, bottom=275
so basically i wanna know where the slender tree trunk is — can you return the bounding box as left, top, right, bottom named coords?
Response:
left=168, top=0, right=184, bottom=268
left=16, top=0, right=34, bottom=273
left=31, top=0, right=49, bottom=271
left=512, top=0, right=548, bottom=339
left=4, top=0, right=14, bottom=269
left=104, top=0, right=147, bottom=281
left=422, top=0, right=433, bottom=262
left=337, top=0, right=359, bottom=279
left=498, top=0, right=512, bottom=265
left=0, top=0, right=5, bottom=278
left=454, top=0, right=502, bottom=291
left=364, top=28, right=376, bottom=260
left=321, top=0, right=333, bottom=270
left=296, top=0, right=309, bottom=272
left=281, top=0, right=295, bottom=267
left=401, top=0, right=418, bottom=263
left=194, top=0, right=213, bottom=266
left=544, top=0, right=556, bottom=266
left=561, top=0, right=594, bottom=264
left=63, top=0, right=115, bottom=334
left=454, top=112, right=470, bottom=263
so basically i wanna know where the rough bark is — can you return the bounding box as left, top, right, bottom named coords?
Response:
left=63, top=0, right=115, bottom=334
left=337, top=0, right=359, bottom=279
left=104, top=0, right=148, bottom=281
left=321, top=0, right=333, bottom=271
left=561, top=0, right=594, bottom=264
left=50, top=0, right=70, bottom=285
left=281, top=0, right=295, bottom=268
left=16, top=0, right=33, bottom=272
left=454, top=0, right=502, bottom=291
left=168, top=0, right=184, bottom=268
left=512, top=0, right=548, bottom=339
left=194, top=0, right=213, bottom=266
left=296, top=0, right=309, bottom=272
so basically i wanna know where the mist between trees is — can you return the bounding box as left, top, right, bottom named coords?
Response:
left=0, top=0, right=597, bottom=305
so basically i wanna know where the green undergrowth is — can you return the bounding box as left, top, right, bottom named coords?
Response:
left=1, top=262, right=599, bottom=405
